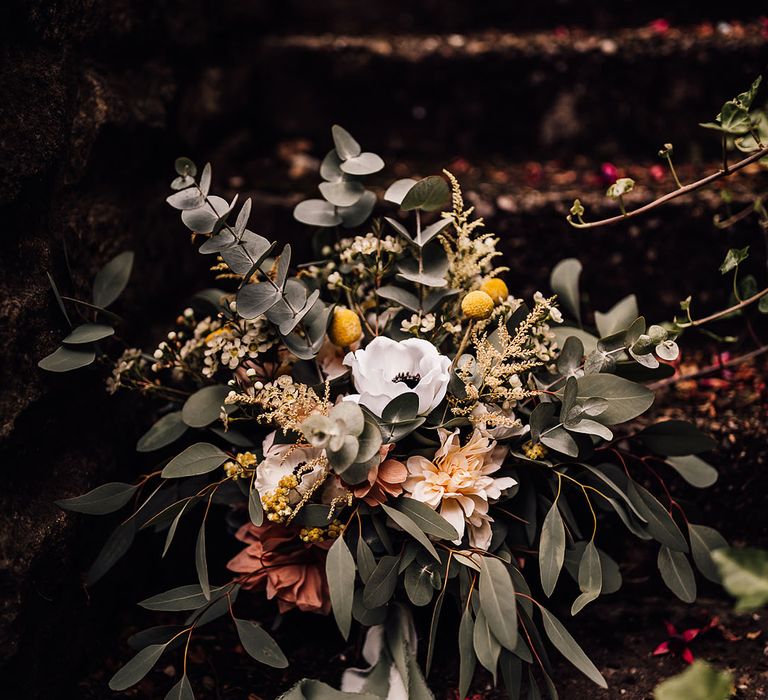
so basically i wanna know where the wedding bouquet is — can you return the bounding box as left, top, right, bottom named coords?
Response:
left=48, top=126, right=726, bottom=699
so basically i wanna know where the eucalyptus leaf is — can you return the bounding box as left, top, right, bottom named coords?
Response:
left=575, top=374, right=654, bottom=425
left=234, top=617, right=289, bottom=668
left=182, top=385, right=229, bottom=428
left=478, top=556, right=518, bottom=650
left=712, top=547, right=768, bottom=611
left=571, top=540, right=602, bottom=615
left=86, top=520, right=136, bottom=585
left=550, top=259, right=582, bottom=324
left=164, top=676, right=194, bottom=700
left=665, top=455, right=718, bottom=488
left=540, top=502, right=566, bottom=596
left=195, top=522, right=210, bottom=599
left=338, top=190, right=377, bottom=228
left=473, top=607, right=501, bottom=679
left=400, top=176, right=450, bottom=212
left=658, top=546, right=697, bottom=603
left=594, top=295, right=639, bottom=337
left=137, top=411, right=188, bottom=452
left=319, top=180, right=365, bottom=207
left=294, top=199, right=342, bottom=227
left=688, top=523, right=728, bottom=583
left=381, top=503, right=439, bottom=561
left=327, top=535, right=356, bottom=639
left=93, top=251, right=134, bottom=308
left=38, top=345, right=96, bottom=372
left=393, top=498, right=459, bottom=540
left=62, top=323, right=114, bottom=344
left=109, top=643, right=167, bottom=691
left=161, top=443, right=228, bottom=479
left=332, top=125, right=361, bottom=160
left=458, top=606, right=477, bottom=699
left=639, top=420, right=716, bottom=456
left=56, top=482, right=137, bottom=515
left=340, top=152, right=385, bottom=175
left=384, top=178, right=417, bottom=205
left=539, top=606, right=607, bottom=688
left=363, top=555, right=400, bottom=609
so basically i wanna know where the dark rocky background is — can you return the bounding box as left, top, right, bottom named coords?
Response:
left=1, top=2, right=767, bottom=698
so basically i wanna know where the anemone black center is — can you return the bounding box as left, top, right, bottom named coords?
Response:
left=392, top=372, right=421, bottom=388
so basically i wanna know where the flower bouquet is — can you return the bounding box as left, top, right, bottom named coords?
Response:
left=48, top=126, right=727, bottom=699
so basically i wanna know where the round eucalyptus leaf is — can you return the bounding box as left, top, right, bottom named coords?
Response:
left=62, top=323, right=115, bottom=344
left=331, top=124, right=361, bottom=160
left=320, top=149, right=343, bottom=182
left=166, top=188, right=204, bottom=210
left=199, top=230, right=237, bottom=254
left=319, top=179, right=365, bottom=207
left=400, top=175, right=450, bottom=212
left=384, top=178, right=417, bottom=205
left=293, top=199, right=342, bottom=227
left=38, top=345, right=96, bottom=372
left=237, top=282, right=282, bottom=320
left=338, top=190, right=376, bottom=227
left=221, top=231, right=274, bottom=275
left=174, top=157, right=197, bottom=177
left=180, top=195, right=229, bottom=234
left=340, top=152, right=385, bottom=175
left=170, top=175, right=194, bottom=191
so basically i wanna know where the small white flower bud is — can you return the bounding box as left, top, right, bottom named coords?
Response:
left=153, top=349, right=163, bottom=359
left=253, top=381, right=264, bottom=391
left=167, top=331, right=177, bottom=341
left=246, top=368, right=256, bottom=377
left=183, top=307, right=194, bottom=318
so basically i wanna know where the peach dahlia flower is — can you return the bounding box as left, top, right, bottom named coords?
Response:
left=403, top=428, right=516, bottom=550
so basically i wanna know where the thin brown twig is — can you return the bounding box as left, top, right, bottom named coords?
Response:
left=567, top=146, right=768, bottom=230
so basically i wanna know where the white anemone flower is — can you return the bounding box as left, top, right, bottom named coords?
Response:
left=403, top=429, right=517, bottom=550
left=343, top=336, right=451, bottom=417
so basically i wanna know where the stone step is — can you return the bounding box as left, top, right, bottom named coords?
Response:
left=250, top=22, right=767, bottom=160
left=259, top=2, right=763, bottom=35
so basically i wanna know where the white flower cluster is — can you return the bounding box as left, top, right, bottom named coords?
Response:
left=400, top=313, right=436, bottom=335
left=106, top=348, right=144, bottom=394
left=200, top=316, right=275, bottom=377
left=338, top=233, right=402, bottom=265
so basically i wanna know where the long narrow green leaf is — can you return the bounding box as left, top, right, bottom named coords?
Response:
left=539, top=606, right=607, bottom=688
left=381, top=503, right=439, bottom=561
left=539, top=502, right=565, bottom=597
left=478, top=556, right=518, bottom=650
left=327, top=536, right=356, bottom=639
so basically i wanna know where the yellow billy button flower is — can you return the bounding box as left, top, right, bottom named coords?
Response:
left=329, top=307, right=363, bottom=347
left=522, top=440, right=548, bottom=460
left=480, top=278, right=509, bottom=304
left=461, top=290, right=495, bottom=320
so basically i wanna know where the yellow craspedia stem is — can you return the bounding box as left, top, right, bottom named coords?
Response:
left=480, top=278, right=509, bottom=304
left=461, top=290, right=495, bottom=320
left=329, top=307, right=363, bottom=347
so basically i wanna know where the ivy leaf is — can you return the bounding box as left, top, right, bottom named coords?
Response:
left=539, top=606, right=607, bottom=688
left=56, top=482, right=137, bottom=515
left=109, top=643, right=168, bottom=691
left=540, top=502, right=566, bottom=596
left=234, top=617, right=289, bottom=668
left=93, top=251, right=134, bottom=308
left=658, top=546, right=697, bottom=603
left=719, top=246, right=749, bottom=274
left=161, top=443, right=228, bottom=478
left=136, top=411, right=188, bottom=452
left=326, top=536, right=356, bottom=639
left=478, top=556, right=518, bottom=651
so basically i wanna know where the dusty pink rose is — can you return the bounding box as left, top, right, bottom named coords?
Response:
left=227, top=523, right=330, bottom=614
